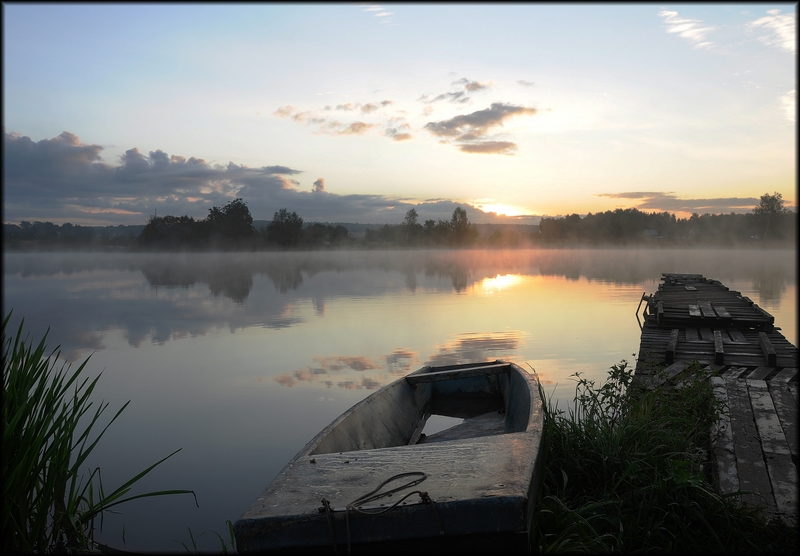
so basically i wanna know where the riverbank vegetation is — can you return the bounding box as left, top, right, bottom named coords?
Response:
left=4, top=193, right=795, bottom=251
left=533, top=359, right=796, bottom=553
left=1, top=313, right=195, bottom=553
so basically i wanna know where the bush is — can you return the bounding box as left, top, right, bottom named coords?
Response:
left=533, top=359, right=797, bottom=553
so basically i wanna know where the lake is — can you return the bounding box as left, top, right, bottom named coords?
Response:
left=3, top=248, right=796, bottom=552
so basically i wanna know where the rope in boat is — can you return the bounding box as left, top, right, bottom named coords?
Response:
left=320, top=471, right=444, bottom=553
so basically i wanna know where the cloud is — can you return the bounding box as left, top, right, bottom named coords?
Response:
left=420, top=91, right=470, bottom=104
left=747, top=9, right=796, bottom=53
left=360, top=100, right=393, bottom=113
left=420, top=78, right=492, bottom=105
left=385, top=121, right=413, bottom=141
left=4, top=130, right=540, bottom=226
left=337, top=121, right=376, bottom=135
left=273, top=103, right=392, bottom=137
left=273, top=105, right=295, bottom=117
left=426, top=332, right=522, bottom=368
left=596, top=191, right=760, bottom=214
left=425, top=102, right=537, bottom=154
left=458, top=141, right=518, bottom=155
left=452, top=78, right=492, bottom=92
left=658, top=10, right=716, bottom=49
left=517, top=80, right=535, bottom=87
left=362, top=4, right=394, bottom=23
left=425, top=103, right=537, bottom=138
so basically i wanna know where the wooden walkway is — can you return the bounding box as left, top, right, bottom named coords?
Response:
left=635, top=273, right=798, bottom=526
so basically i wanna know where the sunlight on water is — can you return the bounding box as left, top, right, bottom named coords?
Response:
left=2, top=248, right=795, bottom=551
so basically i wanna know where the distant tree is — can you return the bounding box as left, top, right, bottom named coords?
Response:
left=449, top=206, right=477, bottom=246
left=753, top=192, right=789, bottom=241
left=207, top=198, right=254, bottom=240
left=402, top=208, right=423, bottom=245
left=403, top=208, right=419, bottom=227
left=139, top=215, right=201, bottom=247
left=267, top=209, right=304, bottom=247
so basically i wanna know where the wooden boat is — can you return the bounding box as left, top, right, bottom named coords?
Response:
left=233, top=360, right=545, bottom=554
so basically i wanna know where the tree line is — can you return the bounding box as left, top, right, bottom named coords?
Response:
left=3, top=192, right=795, bottom=250
left=535, top=192, right=795, bottom=246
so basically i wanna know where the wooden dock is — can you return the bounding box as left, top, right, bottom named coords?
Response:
left=635, top=273, right=798, bottom=526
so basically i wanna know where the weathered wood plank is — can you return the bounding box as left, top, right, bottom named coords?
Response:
left=710, top=377, right=739, bottom=494
left=642, top=361, right=686, bottom=389
left=728, top=329, right=748, bottom=343
left=767, top=382, right=798, bottom=458
left=666, top=329, right=679, bottom=364
left=688, top=305, right=702, bottom=318
left=714, top=330, right=724, bottom=365
left=771, top=368, right=798, bottom=384
left=725, top=378, right=776, bottom=511
left=700, top=301, right=715, bottom=318
left=747, top=367, right=775, bottom=381
left=684, top=286, right=697, bottom=291
left=684, top=327, right=700, bottom=341
left=714, top=306, right=732, bottom=319
left=746, top=380, right=791, bottom=455
left=746, top=380, right=797, bottom=520
left=699, top=328, right=715, bottom=342
left=758, top=332, right=777, bottom=367
left=722, top=367, right=749, bottom=379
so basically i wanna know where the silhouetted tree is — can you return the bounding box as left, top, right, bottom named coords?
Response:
left=267, top=209, right=304, bottom=247
left=449, top=206, right=477, bottom=246
left=753, top=192, right=788, bottom=241
left=207, top=198, right=254, bottom=240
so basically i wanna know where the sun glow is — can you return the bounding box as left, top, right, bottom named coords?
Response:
left=474, top=273, right=527, bottom=295
left=473, top=203, right=532, bottom=217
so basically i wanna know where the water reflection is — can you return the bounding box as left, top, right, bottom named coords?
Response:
left=3, top=249, right=795, bottom=362
left=272, top=331, right=526, bottom=390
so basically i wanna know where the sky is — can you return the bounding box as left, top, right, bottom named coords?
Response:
left=2, top=3, right=797, bottom=226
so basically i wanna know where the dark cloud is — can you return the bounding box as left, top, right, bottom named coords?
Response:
left=4, top=130, right=540, bottom=226
left=596, top=192, right=760, bottom=214
left=425, top=103, right=537, bottom=154
left=426, top=103, right=537, bottom=138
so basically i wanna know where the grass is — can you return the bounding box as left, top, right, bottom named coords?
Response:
left=532, top=359, right=797, bottom=554
left=2, top=312, right=197, bottom=553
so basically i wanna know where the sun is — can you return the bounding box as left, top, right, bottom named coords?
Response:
left=473, top=202, right=532, bottom=217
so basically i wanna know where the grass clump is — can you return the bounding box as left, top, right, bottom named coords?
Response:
left=2, top=312, right=196, bottom=553
left=533, top=359, right=797, bottom=553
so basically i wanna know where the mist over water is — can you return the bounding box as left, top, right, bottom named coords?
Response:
left=3, top=248, right=796, bottom=551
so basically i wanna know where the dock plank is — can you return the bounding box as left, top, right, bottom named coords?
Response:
left=725, top=378, right=776, bottom=512
left=767, top=381, right=798, bottom=459
left=710, top=377, right=739, bottom=494
left=746, top=379, right=797, bottom=521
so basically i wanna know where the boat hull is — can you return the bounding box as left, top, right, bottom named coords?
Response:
left=234, top=361, right=544, bottom=553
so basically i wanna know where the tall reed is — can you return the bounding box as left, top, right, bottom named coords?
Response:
left=2, top=312, right=195, bottom=552
left=533, top=359, right=796, bottom=553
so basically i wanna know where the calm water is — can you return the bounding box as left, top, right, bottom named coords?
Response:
left=3, top=248, right=796, bottom=552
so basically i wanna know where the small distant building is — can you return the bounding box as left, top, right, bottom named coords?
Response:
left=643, top=229, right=660, bottom=239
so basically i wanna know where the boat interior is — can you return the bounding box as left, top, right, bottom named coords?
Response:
left=307, top=361, right=533, bottom=456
